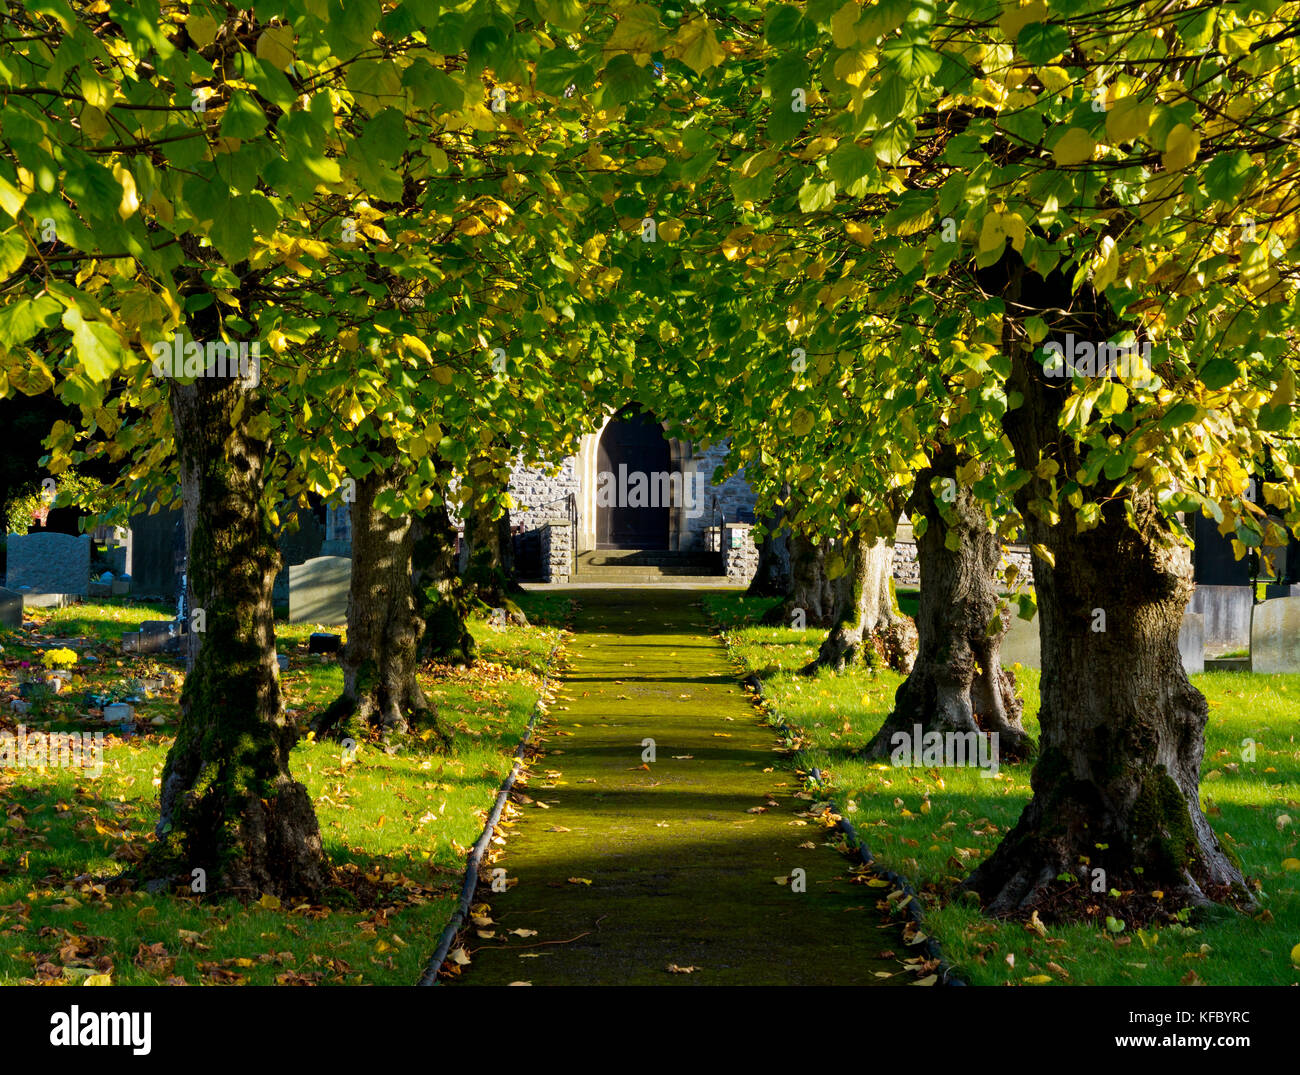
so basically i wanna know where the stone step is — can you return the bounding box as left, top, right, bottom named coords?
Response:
left=568, top=574, right=736, bottom=586
left=571, top=566, right=724, bottom=580
left=577, top=550, right=719, bottom=568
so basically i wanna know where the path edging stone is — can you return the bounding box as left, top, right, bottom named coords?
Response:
left=417, top=627, right=568, bottom=986
left=733, top=663, right=967, bottom=987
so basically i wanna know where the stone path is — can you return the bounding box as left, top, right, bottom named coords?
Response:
left=457, top=587, right=899, bottom=986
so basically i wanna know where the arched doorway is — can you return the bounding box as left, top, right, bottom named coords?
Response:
left=595, top=405, right=672, bottom=548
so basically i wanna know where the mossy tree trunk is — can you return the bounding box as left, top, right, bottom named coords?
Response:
left=864, top=445, right=1031, bottom=761
left=312, top=453, right=449, bottom=745
left=413, top=494, right=476, bottom=664
left=149, top=365, right=326, bottom=900
left=462, top=495, right=527, bottom=625
left=805, top=529, right=917, bottom=675
left=760, top=526, right=837, bottom=627
left=965, top=259, right=1248, bottom=917
left=747, top=492, right=792, bottom=598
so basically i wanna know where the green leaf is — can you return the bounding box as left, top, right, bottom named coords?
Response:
left=62, top=306, right=126, bottom=382
left=219, top=92, right=268, bottom=140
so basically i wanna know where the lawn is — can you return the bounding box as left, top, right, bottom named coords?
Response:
left=0, top=593, right=569, bottom=985
left=703, top=592, right=1300, bottom=987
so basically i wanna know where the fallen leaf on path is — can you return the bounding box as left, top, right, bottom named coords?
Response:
left=547, top=826, right=571, bottom=832
left=449, top=948, right=471, bottom=966
left=567, top=877, right=592, bottom=885
left=666, top=964, right=698, bottom=974
left=510, top=929, right=538, bottom=938
left=671, top=755, right=694, bottom=760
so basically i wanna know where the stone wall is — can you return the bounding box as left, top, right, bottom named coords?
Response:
left=719, top=522, right=758, bottom=583
left=680, top=439, right=755, bottom=549
left=891, top=541, right=1035, bottom=588
left=510, top=458, right=580, bottom=533
left=539, top=519, right=573, bottom=583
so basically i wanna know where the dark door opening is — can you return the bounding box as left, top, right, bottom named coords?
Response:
left=596, top=406, right=672, bottom=549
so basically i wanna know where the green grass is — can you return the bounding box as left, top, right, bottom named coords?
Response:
left=703, top=592, right=1300, bottom=987
left=0, top=593, right=568, bottom=985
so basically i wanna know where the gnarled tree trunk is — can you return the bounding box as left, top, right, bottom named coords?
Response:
left=864, top=445, right=1031, bottom=761
left=148, top=364, right=325, bottom=900
left=761, top=527, right=837, bottom=627
left=313, top=454, right=449, bottom=745
left=965, top=258, right=1249, bottom=917
left=462, top=496, right=527, bottom=625
left=414, top=494, right=476, bottom=665
left=805, top=528, right=916, bottom=675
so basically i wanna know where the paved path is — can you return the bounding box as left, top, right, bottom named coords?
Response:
left=458, top=588, right=898, bottom=986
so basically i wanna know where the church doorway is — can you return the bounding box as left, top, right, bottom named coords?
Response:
left=595, top=405, right=672, bottom=549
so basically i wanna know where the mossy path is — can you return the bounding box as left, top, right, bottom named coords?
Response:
left=458, top=588, right=900, bottom=986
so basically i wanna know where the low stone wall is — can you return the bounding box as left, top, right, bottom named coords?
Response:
left=538, top=519, right=573, bottom=584
left=721, top=522, right=758, bottom=583
left=890, top=541, right=1034, bottom=589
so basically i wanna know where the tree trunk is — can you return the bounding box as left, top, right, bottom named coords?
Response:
left=414, top=495, right=477, bottom=664
left=965, top=259, right=1250, bottom=917
left=462, top=496, right=527, bottom=625
left=747, top=500, right=793, bottom=598
left=148, top=368, right=326, bottom=900
left=760, top=527, right=837, bottom=627
left=863, top=446, right=1031, bottom=761
left=312, top=455, right=450, bottom=746
left=804, top=529, right=917, bottom=675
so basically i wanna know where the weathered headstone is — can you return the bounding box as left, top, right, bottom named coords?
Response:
left=289, top=556, right=351, bottom=625
left=0, top=586, right=21, bottom=629
left=4, top=531, right=91, bottom=597
left=274, top=511, right=326, bottom=604
left=999, top=613, right=1040, bottom=670
left=1251, top=596, right=1300, bottom=673
left=1188, top=585, right=1253, bottom=656
left=1178, top=611, right=1204, bottom=675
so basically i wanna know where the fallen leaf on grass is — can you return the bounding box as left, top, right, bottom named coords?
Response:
left=448, top=947, right=471, bottom=966
left=509, top=928, right=538, bottom=938
left=666, top=963, right=698, bottom=974
left=567, top=877, right=592, bottom=885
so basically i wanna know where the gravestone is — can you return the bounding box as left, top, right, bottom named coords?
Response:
left=0, top=586, right=21, bottom=629
left=998, top=608, right=1205, bottom=675
left=126, top=507, right=185, bottom=598
left=1178, top=611, right=1204, bottom=675
left=4, top=532, right=91, bottom=597
left=289, top=556, right=350, bottom=625
left=274, top=510, right=326, bottom=604
left=1251, top=596, right=1300, bottom=673
left=1188, top=585, right=1253, bottom=656
left=999, top=613, right=1040, bottom=670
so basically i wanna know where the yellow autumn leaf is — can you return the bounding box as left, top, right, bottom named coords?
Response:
left=1282, top=857, right=1300, bottom=871
left=1053, top=127, right=1096, bottom=166
left=256, top=26, right=295, bottom=70
left=258, top=892, right=282, bottom=909
left=1105, top=95, right=1151, bottom=144
left=999, top=0, right=1049, bottom=42
left=1162, top=123, right=1200, bottom=172
left=1024, top=974, right=1053, bottom=984
left=113, top=163, right=139, bottom=219
left=845, top=220, right=874, bottom=247
left=1291, top=942, right=1300, bottom=965
left=432, top=366, right=454, bottom=385
left=1092, top=234, right=1118, bottom=291
left=658, top=219, right=684, bottom=241
left=669, top=14, right=725, bottom=76
left=831, top=1, right=862, bottom=48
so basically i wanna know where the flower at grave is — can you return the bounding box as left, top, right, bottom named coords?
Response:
left=41, top=647, right=78, bottom=670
